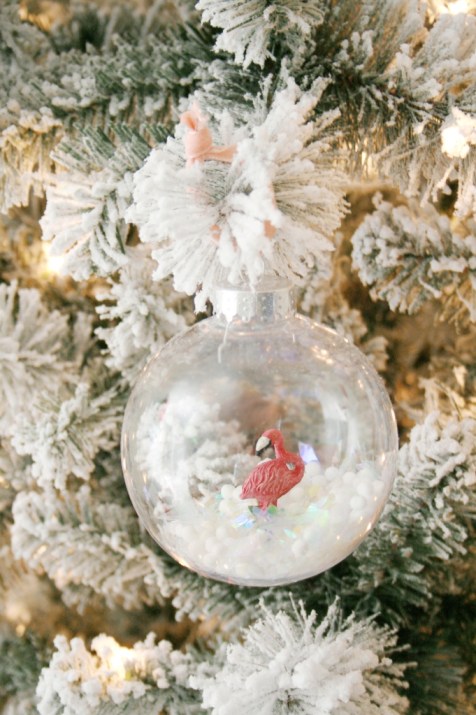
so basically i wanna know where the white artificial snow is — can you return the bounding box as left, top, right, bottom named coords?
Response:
left=191, top=600, right=408, bottom=714
left=165, top=460, right=386, bottom=584
left=96, top=245, right=192, bottom=383
left=441, top=107, right=476, bottom=159
left=40, top=168, right=132, bottom=280
left=0, top=281, right=72, bottom=436
left=10, top=381, right=123, bottom=490
left=197, top=0, right=325, bottom=68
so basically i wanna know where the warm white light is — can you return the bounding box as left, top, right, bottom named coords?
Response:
left=4, top=598, right=31, bottom=628
left=441, top=109, right=476, bottom=159
left=19, top=1, right=69, bottom=31
left=449, top=0, right=471, bottom=12
left=438, top=0, right=472, bottom=13
left=442, top=125, right=469, bottom=158
left=360, top=149, right=378, bottom=178
left=106, top=645, right=131, bottom=679
left=43, top=243, right=65, bottom=275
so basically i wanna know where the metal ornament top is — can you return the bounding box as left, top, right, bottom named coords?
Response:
left=212, top=276, right=296, bottom=323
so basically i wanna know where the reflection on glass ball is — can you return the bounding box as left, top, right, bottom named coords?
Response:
left=121, top=278, right=398, bottom=587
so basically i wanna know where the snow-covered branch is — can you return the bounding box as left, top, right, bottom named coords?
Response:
left=129, top=78, right=347, bottom=310
left=37, top=632, right=201, bottom=715
left=0, top=0, right=207, bottom=213
left=352, top=412, right=476, bottom=616
left=11, top=484, right=171, bottom=611
left=197, top=0, right=325, bottom=68
left=352, top=198, right=476, bottom=321
left=96, top=245, right=193, bottom=383
left=10, top=381, right=124, bottom=490
left=191, top=599, right=409, bottom=715
left=0, top=282, right=73, bottom=436
left=40, top=129, right=157, bottom=279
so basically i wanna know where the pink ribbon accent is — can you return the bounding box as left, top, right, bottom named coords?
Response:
left=210, top=219, right=276, bottom=243
left=263, top=220, right=277, bottom=239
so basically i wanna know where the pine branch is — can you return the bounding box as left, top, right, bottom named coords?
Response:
left=379, top=14, right=476, bottom=208
left=0, top=3, right=212, bottom=211
left=3, top=0, right=205, bottom=121
left=299, top=253, right=389, bottom=373
left=197, top=0, right=326, bottom=69
left=128, top=77, right=347, bottom=310
left=95, top=245, right=194, bottom=384
left=351, top=197, right=476, bottom=322
left=36, top=632, right=202, bottom=715
left=0, top=438, right=33, bottom=521
left=291, top=4, right=476, bottom=206
left=0, top=281, right=74, bottom=436
left=10, top=379, right=125, bottom=490
left=346, top=412, right=476, bottom=623
left=11, top=483, right=172, bottom=611
left=0, top=630, right=50, bottom=700
left=191, top=59, right=263, bottom=123
left=404, top=617, right=476, bottom=715
left=44, top=0, right=197, bottom=54
left=169, top=569, right=259, bottom=631
left=40, top=126, right=164, bottom=279
left=292, top=0, right=427, bottom=148
left=191, top=599, right=409, bottom=715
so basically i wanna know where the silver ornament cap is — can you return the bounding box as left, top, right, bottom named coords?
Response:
left=212, top=275, right=296, bottom=323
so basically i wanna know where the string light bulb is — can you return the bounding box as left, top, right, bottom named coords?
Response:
left=433, top=0, right=475, bottom=14
left=42, top=242, right=65, bottom=276
left=106, top=644, right=129, bottom=680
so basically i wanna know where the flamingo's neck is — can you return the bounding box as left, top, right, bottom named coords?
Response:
left=272, top=438, right=304, bottom=468
left=272, top=436, right=286, bottom=459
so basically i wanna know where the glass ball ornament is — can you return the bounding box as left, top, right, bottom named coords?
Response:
left=121, top=277, right=398, bottom=587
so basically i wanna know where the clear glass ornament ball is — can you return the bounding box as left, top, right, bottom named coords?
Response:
left=121, top=277, right=398, bottom=587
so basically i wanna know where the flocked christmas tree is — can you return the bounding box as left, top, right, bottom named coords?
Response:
left=1, top=0, right=476, bottom=713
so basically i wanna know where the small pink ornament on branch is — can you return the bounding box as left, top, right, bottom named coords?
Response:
left=181, top=103, right=236, bottom=167
left=180, top=103, right=278, bottom=241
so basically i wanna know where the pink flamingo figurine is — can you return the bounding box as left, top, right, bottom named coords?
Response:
left=240, top=429, right=305, bottom=510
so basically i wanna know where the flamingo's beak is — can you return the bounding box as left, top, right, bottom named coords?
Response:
left=255, top=435, right=271, bottom=455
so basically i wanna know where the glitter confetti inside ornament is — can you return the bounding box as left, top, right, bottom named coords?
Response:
left=121, top=277, right=398, bottom=586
